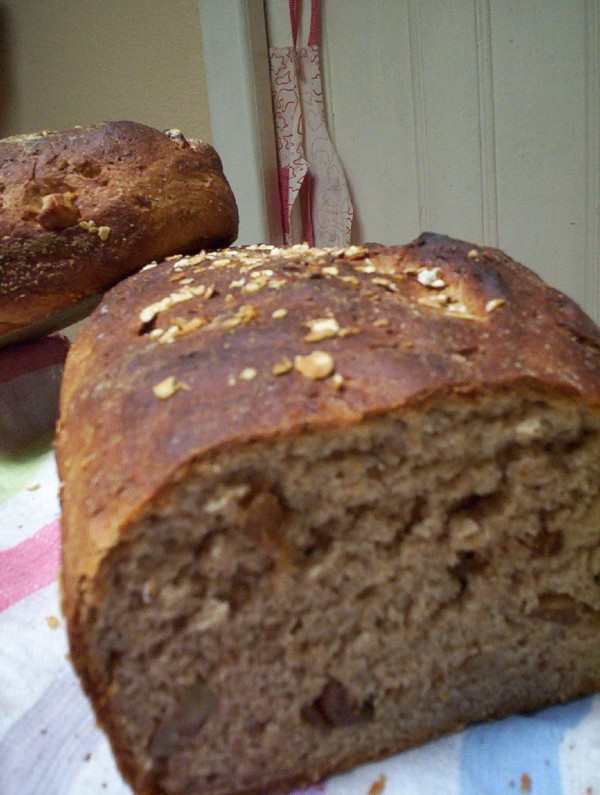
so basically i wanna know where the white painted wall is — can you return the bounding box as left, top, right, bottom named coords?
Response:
left=199, top=0, right=282, bottom=246
left=244, top=0, right=600, bottom=321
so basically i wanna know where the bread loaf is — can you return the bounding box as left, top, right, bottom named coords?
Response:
left=57, top=233, right=600, bottom=795
left=0, top=121, right=238, bottom=348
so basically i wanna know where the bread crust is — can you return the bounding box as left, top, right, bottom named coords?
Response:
left=56, top=233, right=600, bottom=792
left=0, top=121, right=238, bottom=346
left=58, top=234, right=600, bottom=618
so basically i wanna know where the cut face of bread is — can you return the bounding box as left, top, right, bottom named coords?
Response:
left=83, top=393, right=600, bottom=795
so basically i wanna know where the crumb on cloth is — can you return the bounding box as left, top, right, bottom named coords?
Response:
left=520, top=772, right=532, bottom=793
left=368, top=774, right=386, bottom=795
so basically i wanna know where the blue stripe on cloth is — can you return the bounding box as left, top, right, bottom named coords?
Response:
left=0, top=673, right=100, bottom=795
left=458, top=697, right=593, bottom=795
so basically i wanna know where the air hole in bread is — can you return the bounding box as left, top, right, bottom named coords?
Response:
left=447, top=549, right=489, bottom=592
left=526, top=525, right=564, bottom=557
left=138, top=317, right=157, bottom=336
left=530, top=593, right=600, bottom=625
left=72, top=158, right=103, bottom=179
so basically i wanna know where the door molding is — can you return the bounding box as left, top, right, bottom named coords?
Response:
left=584, top=0, right=599, bottom=321
left=198, top=0, right=282, bottom=245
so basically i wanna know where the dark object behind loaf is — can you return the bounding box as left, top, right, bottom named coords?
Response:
left=0, top=334, right=69, bottom=451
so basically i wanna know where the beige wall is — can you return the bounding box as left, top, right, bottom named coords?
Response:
left=0, top=0, right=211, bottom=141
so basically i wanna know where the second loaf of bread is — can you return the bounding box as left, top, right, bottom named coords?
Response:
left=0, top=121, right=238, bottom=346
left=57, top=233, right=600, bottom=795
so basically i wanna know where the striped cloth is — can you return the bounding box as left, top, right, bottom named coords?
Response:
left=1, top=443, right=599, bottom=795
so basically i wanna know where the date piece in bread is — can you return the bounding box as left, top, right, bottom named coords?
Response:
left=0, top=121, right=238, bottom=348
left=57, top=234, right=600, bottom=795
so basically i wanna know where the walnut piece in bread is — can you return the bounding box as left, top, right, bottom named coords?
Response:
left=0, top=121, right=238, bottom=348
left=57, top=234, right=600, bottom=795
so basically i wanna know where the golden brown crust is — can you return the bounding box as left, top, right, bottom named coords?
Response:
left=57, top=234, right=600, bottom=625
left=0, top=121, right=238, bottom=346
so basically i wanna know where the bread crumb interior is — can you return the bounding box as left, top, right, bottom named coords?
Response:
left=87, top=393, right=600, bottom=795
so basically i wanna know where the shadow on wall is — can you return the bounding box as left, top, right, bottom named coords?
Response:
left=0, top=5, right=15, bottom=137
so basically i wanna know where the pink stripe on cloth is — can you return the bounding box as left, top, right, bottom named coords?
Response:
left=0, top=518, right=60, bottom=611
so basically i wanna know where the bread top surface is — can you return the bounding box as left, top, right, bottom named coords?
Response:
left=0, top=120, right=238, bottom=344
left=56, top=232, right=600, bottom=618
